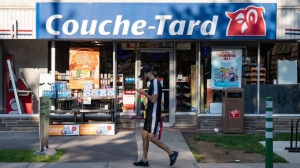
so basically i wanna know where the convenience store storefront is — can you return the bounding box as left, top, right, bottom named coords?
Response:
left=36, top=2, right=277, bottom=128
left=1, top=1, right=300, bottom=131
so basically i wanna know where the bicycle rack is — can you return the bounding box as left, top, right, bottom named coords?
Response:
left=285, top=119, right=300, bottom=152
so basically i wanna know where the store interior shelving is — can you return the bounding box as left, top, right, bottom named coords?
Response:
left=250, top=67, right=266, bottom=84
left=176, top=78, right=191, bottom=112
left=242, top=47, right=258, bottom=84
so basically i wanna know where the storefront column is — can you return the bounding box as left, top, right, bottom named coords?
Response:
left=257, top=41, right=261, bottom=114
left=135, top=42, right=141, bottom=115
left=197, top=42, right=203, bottom=115
left=50, top=41, right=56, bottom=110
left=51, top=41, right=55, bottom=83
left=169, top=42, right=176, bottom=126
left=113, top=41, right=117, bottom=119
left=0, top=41, right=3, bottom=111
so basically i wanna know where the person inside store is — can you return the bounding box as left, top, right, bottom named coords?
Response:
left=134, top=66, right=178, bottom=167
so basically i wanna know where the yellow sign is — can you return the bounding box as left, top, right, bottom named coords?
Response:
left=69, top=48, right=100, bottom=89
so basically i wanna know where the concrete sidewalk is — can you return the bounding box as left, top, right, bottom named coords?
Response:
left=0, top=129, right=197, bottom=167
left=0, top=130, right=300, bottom=168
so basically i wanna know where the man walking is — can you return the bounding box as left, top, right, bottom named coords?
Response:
left=134, top=66, right=178, bottom=167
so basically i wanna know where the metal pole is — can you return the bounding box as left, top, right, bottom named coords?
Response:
left=265, top=97, right=273, bottom=168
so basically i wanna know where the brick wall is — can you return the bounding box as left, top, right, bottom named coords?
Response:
left=174, top=115, right=197, bottom=128
left=197, top=115, right=298, bottom=133
left=0, top=114, right=39, bottom=131
left=0, top=114, right=298, bottom=132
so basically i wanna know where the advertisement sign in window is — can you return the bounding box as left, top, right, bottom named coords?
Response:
left=69, top=48, right=100, bottom=89
left=211, top=47, right=242, bottom=89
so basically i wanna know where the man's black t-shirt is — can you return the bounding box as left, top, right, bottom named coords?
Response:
left=146, top=78, right=162, bottom=120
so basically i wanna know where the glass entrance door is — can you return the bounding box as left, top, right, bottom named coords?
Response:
left=137, top=48, right=175, bottom=127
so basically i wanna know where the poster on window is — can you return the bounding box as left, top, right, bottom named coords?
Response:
left=69, top=48, right=100, bottom=89
left=211, top=47, right=242, bottom=89
left=123, top=94, right=135, bottom=111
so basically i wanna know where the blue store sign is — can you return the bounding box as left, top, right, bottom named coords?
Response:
left=36, top=2, right=276, bottom=40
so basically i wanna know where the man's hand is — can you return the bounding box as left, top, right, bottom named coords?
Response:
left=136, top=88, right=146, bottom=95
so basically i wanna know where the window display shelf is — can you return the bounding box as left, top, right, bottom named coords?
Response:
left=250, top=67, right=266, bottom=84
left=80, top=97, right=116, bottom=123
left=50, top=97, right=79, bottom=123
left=176, top=81, right=191, bottom=112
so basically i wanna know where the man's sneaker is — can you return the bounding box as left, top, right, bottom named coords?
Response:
left=169, top=151, right=178, bottom=166
left=133, top=159, right=149, bottom=167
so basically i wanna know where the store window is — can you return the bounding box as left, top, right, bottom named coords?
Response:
left=202, top=44, right=247, bottom=114
left=201, top=42, right=300, bottom=115
left=175, top=43, right=196, bottom=112
left=116, top=43, right=136, bottom=112
left=69, top=42, right=115, bottom=111
left=241, top=42, right=300, bottom=114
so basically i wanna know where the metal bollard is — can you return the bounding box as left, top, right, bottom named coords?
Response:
left=265, top=97, right=273, bottom=168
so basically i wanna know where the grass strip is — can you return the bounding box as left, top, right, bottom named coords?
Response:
left=188, top=132, right=294, bottom=163
left=0, top=149, right=64, bottom=162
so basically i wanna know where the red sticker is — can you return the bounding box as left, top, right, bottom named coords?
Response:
left=229, top=109, right=240, bottom=118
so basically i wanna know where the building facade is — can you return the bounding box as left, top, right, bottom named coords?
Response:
left=1, top=0, right=300, bottom=132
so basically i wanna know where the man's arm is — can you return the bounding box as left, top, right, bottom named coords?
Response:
left=136, top=88, right=158, bottom=103
left=145, top=93, right=158, bottom=103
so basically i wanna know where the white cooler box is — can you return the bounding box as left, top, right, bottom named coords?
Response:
left=210, top=103, right=222, bottom=113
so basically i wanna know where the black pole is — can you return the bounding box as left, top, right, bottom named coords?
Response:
left=296, top=119, right=300, bottom=149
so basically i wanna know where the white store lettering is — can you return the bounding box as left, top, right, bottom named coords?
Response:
left=81, top=20, right=97, bottom=35
left=62, top=20, right=79, bottom=35
left=46, top=14, right=219, bottom=36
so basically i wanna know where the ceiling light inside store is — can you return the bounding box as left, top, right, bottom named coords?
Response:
left=92, top=41, right=102, bottom=44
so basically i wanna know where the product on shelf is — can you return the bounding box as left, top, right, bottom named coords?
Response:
left=176, top=79, right=192, bottom=112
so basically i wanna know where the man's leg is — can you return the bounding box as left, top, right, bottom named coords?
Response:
left=148, top=133, right=173, bottom=155
left=133, top=130, right=150, bottom=166
left=148, top=133, right=178, bottom=166
left=142, top=130, right=150, bottom=161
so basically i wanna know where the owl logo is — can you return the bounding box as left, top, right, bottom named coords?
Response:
left=9, top=98, right=19, bottom=114
left=226, top=5, right=266, bottom=36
